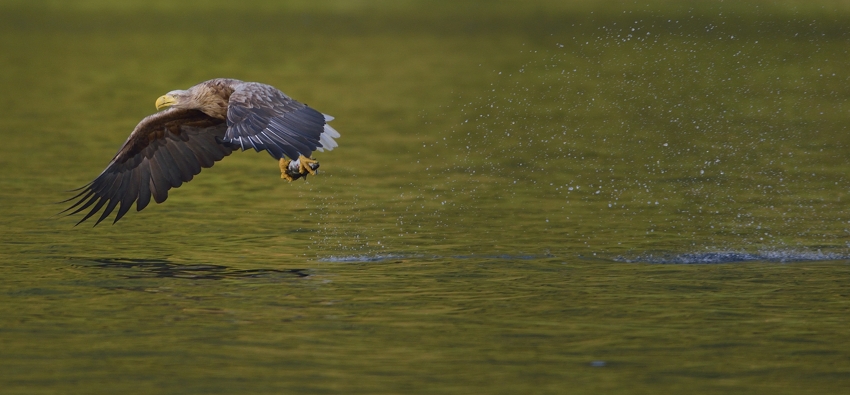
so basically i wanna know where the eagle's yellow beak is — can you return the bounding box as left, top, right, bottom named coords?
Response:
left=155, top=94, right=177, bottom=110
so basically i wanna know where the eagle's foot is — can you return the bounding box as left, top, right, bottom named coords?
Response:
left=298, top=155, right=319, bottom=176
left=279, top=158, right=295, bottom=182
left=279, top=156, right=320, bottom=182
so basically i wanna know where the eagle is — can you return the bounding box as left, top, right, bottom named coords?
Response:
left=61, top=78, right=340, bottom=226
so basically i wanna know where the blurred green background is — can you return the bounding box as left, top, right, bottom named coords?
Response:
left=2, top=1, right=850, bottom=394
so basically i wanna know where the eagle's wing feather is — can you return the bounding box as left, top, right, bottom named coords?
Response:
left=62, top=108, right=233, bottom=226
left=222, top=82, right=338, bottom=159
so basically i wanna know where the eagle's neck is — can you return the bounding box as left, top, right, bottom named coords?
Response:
left=191, top=79, right=240, bottom=120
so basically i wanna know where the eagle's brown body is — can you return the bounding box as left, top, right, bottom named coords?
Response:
left=62, top=78, right=340, bottom=225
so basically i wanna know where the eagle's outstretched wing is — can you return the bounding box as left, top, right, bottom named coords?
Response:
left=222, top=82, right=339, bottom=160
left=62, top=108, right=232, bottom=226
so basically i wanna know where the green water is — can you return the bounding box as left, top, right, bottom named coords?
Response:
left=2, top=1, right=850, bottom=393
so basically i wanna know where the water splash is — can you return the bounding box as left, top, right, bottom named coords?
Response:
left=318, top=253, right=552, bottom=262
left=616, top=250, right=850, bottom=264
left=319, top=254, right=417, bottom=263
left=321, top=250, right=850, bottom=264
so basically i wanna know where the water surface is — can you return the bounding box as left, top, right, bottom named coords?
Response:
left=1, top=1, right=850, bottom=393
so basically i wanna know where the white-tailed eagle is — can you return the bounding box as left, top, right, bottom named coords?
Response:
left=62, top=78, right=340, bottom=226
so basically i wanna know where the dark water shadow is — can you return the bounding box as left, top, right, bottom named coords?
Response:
left=69, top=257, right=310, bottom=280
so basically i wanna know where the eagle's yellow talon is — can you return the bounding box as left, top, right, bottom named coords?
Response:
left=279, top=158, right=294, bottom=182
left=298, top=155, right=318, bottom=175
